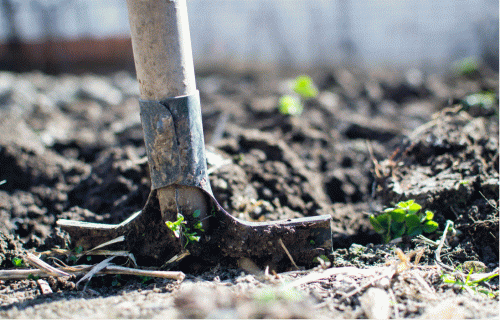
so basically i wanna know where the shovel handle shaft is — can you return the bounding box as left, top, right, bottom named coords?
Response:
left=127, top=0, right=209, bottom=229
left=126, top=0, right=196, bottom=100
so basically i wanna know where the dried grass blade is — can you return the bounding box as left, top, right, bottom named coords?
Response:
left=99, top=265, right=185, bottom=281
left=86, top=236, right=125, bottom=253
left=25, top=252, right=70, bottom=277
left=82, top=250, right=138, bottom=267
left=76, top=256, right=115, bottom=289
left=278, top=238, right=299, bottom=270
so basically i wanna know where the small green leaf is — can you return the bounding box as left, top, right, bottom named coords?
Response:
left=369, top=214, right=385, bottom=234
left=194, top=221, right=204, bottom=231
left=405, top=214, right=420, bottom=228
left=464, top=92, right=496, bottom=109
left=382, top=234, right=391, bottom=244
left=293, top=75, right=318, bottom=98
left=391, top=221, right=406, bottom=238
left=11, top=257, right=24, bottom=267
left=192, top=210, right=201, bottom=218
left=453, top=56, right=478, bottom=76
left=27, top=274, right=40, bottom=281
left=165, top=221, right=181, bottom=238
left=424, top=210, right=434, bottom=221
left=423, top=220, right=438, bottom=233
left=407, top=225, right=423, bottom=237
left=279, top=95, right=303, bottom=115
left=186, top=233, right=200, bottom=242
left=389, top=208, right=406, bottom=222
left=441, top=273, right=456, bottom=284
left=397, top=200, right=414, bottom=209
left=407, top=202, right=422, bottom=214
left=140, top=276, right=153, bottom=284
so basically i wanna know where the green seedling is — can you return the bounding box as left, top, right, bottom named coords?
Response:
left=442, top=268, right=498, bottom=298
left=279, top=95, right=303, bottom=115
left=278, top=75, right=318, bottom=116
left=461, top=91, right=497, bottom=115
left=69, top=245, right=84, bottom=262
left=293, top=75, right=319, bottom=98
left=192, top=209, right=201, bottom=218
left=27, top=273, right=40, bottom=281
left=165, top=212, right=202, bottom=247
left=370, top=200, right=439, bottom=243
left=11, top=257, right=24, bottom=267
left=193, top=221, right=204, bottom=232
left=453, top=56, right=479, bottom=76
left=254, top=286, right=303, bottom=303
left=139, top=275, right=153, bottom=285
left=165, top=213, right=184, bottom=238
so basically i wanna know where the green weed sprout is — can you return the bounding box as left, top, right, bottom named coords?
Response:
left=165, top=213, right=184, bottom=238
left=370, top=199, right=439, bottom=243
left=279, top=95, right=303, bottom=115
left=453, top=56, right=479, bottom=76
left=254, top=286, right=303, bottom=303
left=11, top=257, right=24, bottom=267
left=442, top=268, right=498, bottom=298
left=461, top=91, right=497, bottom=116
left=293, top=75, right=319, bottom=98
left=165, top=212, right=202, bottom=247
left=279, top=75, right=318, bottom=116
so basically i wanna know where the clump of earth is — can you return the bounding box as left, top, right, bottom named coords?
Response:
left=0, top=67, right=497, bottom=318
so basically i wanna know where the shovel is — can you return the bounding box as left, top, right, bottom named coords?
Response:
left=57, top=0, right=332, bottom=269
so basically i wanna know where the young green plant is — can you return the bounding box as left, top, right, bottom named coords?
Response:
left=279, top=75, right=318, bottom=115
left=441, top=267, right=499, bottom=298
left=165, top=210, right=204, bottom=248
left=370, top=199, right=439, bottom=243
left=11, top=257, right=24, bottom=267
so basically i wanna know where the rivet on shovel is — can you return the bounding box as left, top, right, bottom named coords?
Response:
left=57, top=0, right=333, bottom=269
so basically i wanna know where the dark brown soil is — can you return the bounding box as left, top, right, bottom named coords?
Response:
left=0, top=68, right=498, bottom=318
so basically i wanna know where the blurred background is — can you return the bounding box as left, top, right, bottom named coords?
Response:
left=0, top=0, right=498, bottom=75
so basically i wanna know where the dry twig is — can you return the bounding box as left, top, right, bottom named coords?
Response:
left=435, top=220, right=456, bottom=273
left=0, top=263, right=185, bottom=282
left=25, top=252, right=70, bottom=277
left=278, top=238, right=299, bottom=270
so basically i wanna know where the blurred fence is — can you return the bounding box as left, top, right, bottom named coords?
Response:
left=0, top=0, right=498, bottom=74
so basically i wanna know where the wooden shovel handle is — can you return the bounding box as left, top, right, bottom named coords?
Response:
left=126, top=0, right=208, bottom=227
left=126, top=0, right=196, bottom=99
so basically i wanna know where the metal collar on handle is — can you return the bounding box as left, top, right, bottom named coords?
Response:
left=140, top=91, right=213, bottom=195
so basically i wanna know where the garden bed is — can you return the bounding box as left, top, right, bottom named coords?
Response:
left=0, top=67, right=498, bottom=318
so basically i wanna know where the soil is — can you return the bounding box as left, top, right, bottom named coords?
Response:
left=0, top=67, right=498, bottom=318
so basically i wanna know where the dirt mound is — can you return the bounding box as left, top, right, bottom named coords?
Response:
left=375, top=109, right=499, bottom=264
